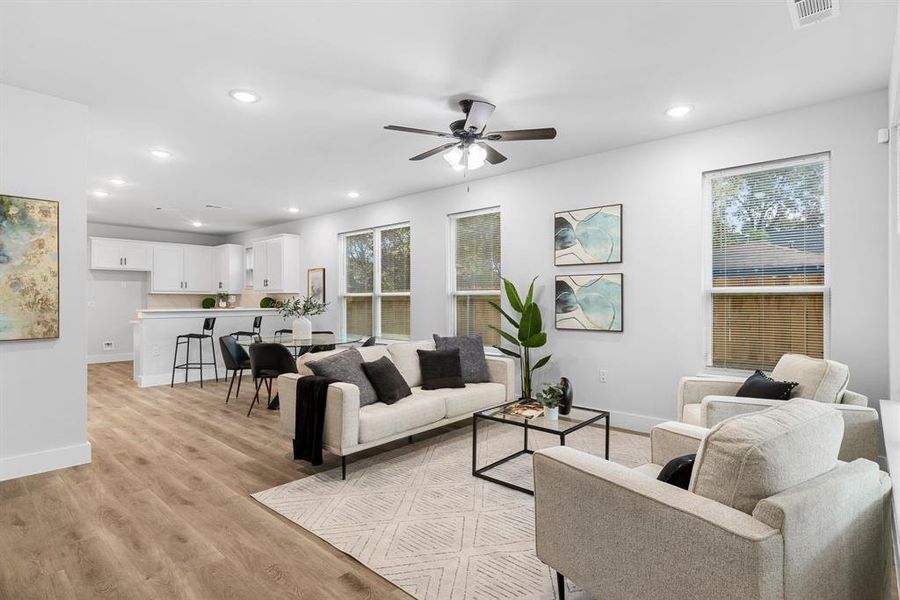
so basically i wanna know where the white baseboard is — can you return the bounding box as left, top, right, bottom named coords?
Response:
left=0, top=441, right=92, bottom=482
left=606, top=409, right=667, bottom=434
left=138, top=367, right=228, bottom=388
left=88, top=352, right=134, bottom=364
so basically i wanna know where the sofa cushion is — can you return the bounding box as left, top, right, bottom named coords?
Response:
left=357, top=394, right=446, bottom=444
left=386, top=340, right=435, bottom=387
left=298, top=348, right=344, bottom=376
left=362, top=356, right=411, bottom=404
left=771, top=354, right=849, bottom=403
left=682, top=403, right=703, bottom=426
left=689, top=398, right=843, bottom=514
left=307, top=348, right=378, bottom=407
left=411, top=382, right=507, bottom=418
left=433, top=334, right=490, bottom=383
left=418, top=348, right=465, bottom=390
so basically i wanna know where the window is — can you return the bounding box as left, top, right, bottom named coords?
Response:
left=705, top=153, right=829, bottom=370
left=450, top=209, right=501, bottom=346
left=340, top=224, right=410, bottom=340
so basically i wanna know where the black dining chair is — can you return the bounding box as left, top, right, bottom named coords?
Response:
left=310, top=330, right=336, bottom=353
left=361, top=336, right=376, bottom=347
left=231, top=315, right=263, bottom=343
left=247, top=343, right=298, bottom=416
left=171, top=317, right=218, bottom=388
left=219, top=335, right=251, bottom=403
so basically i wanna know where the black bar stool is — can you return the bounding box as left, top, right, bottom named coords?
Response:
left=247, top=343, right=298, bottom=416
left=231, top=315, right=262, bottom=343
left=170, top=317, right=219, bottom=388
left=219, top=335, right=251, bottom=402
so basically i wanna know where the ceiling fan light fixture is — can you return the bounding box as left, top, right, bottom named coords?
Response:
left=443, top=146, right=463, bottom=167
left=466, top=144, right=487, bottom=170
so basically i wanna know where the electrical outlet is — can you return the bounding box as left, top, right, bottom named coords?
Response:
left=102, top=341, right=115, bottom=351
left=152, top=344, right=160, bottom=356
left=87, top=300, right=96, bottom=308
left=599, top=369, right=608, bottom=383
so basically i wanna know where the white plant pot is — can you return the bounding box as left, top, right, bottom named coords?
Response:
left=544, top=406, right=559, bottom=421
left=292, top=316, right=312, bottom=340
left=218, top=301, right=227, bottom=308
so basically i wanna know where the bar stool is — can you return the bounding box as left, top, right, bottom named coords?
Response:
left=170, top=317, right=219, bottom=388
left=231, top=315, right=262, bottom=343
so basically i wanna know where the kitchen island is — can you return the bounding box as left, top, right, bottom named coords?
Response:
left=132, top=308, right=284, bottom=387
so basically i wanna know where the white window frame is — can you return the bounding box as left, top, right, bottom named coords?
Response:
left=338, top=222, right=411, bottom=340
left=701, top=153, right=831, bottom=372
left=447, top=207, right=501, bottom=339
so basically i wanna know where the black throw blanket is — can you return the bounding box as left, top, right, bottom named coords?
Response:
left=292, top=375, right=335, bottom=465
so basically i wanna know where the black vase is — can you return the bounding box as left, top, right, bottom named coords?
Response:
left=559, top=377, right=573, bottom=415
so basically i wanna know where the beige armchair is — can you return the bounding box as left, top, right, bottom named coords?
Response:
left=534, top=400, right=893, bottom=600
left=677, top=354, right=880, bottom=461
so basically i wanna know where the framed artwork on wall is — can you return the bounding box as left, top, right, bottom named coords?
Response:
left=555, top=273, right=623, bottom=332
left=0, top=195, right=60, bottom=341
left=307, top=267, right=325, bottom=302
left=554, top=204, right=622, bottom=265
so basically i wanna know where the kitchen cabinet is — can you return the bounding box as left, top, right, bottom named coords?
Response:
left=214, top=244, right=244, bottom=294
left=150, top=244, right=215, bottom=292
left=90, top=238, right=152, bottom=271
left=251, top=235, right=299, bottom=293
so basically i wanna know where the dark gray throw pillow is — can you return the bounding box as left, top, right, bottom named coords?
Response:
left=736, top=370, right=798, bottom=400
left=433, top=334, right=490, bottom=383
left=362, top=356, right=412, bottom=405
left=307, top=348, right=378, bottom=407
left=656, top=453, right=696, bottom=490
left=417, top=348, right=465, bottom=390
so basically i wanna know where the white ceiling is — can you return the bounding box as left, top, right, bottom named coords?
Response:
left=0, top=1, right=896, bottom=234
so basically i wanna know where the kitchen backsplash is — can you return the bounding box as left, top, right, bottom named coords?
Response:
left=146, top=289, right=294, bottom=309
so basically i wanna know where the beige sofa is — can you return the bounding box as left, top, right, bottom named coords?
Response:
left=534, top=400, right=893, bottom=600
left=677, top=354, right=880, bottom=461
left=278, top=340, right=515, bottom=477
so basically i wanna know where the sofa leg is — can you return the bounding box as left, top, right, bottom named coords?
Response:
left=408, top=435, right=413, bottom=444
left=341, top=455, right=347, bottom=480
left=556, top=571, right=565, bottom=600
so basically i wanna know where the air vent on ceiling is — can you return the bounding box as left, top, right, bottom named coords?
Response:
left=204, top=203, right=227, bottom=209
left=788, top=0, right=839, bottom=29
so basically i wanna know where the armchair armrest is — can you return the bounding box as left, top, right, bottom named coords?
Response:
left=485, top=355, right=515, bottom=401
left=533, top=447, right=783, bottom=600
left=650, top=421, right=707, bottom=466
left=677, top=376, right=744, bottom=420
left=702, top=395, right=782, bottom=427
left=277, top=374, right=360, bottom=454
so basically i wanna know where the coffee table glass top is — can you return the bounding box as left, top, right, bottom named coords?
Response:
left=235, top=333, right=362, bottom=348
left=476, top=400, right=609, bottom=434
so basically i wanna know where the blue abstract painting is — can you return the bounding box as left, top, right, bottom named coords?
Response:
left=555, top=204, right=622, bottom=265
left=556, top=273, right=623, bottom=332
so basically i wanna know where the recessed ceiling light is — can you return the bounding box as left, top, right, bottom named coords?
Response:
left=191, top=221, right=202, bottom=228
left=347, top=191, right=360, bottom=199
left=90, top=190, right=110, bottom=198
left=288, top=207, right=300, bottom=214
left=108, top=178, right=127, bottom=186
left=229, top=89, right=261, bottom=104
left=149, top=148, right=172, bottom=159
left=665, top=105, right=694, bottom=118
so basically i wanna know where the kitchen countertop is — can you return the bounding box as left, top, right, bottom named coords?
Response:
left=135, top=307, right=280, bottom=319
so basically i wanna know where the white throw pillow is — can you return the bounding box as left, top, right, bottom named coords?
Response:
left=689, top=398, right=843, bottom=514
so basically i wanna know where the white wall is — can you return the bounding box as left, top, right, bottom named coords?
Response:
left=229, top=91, right=889, bottom=431
left=85, top=222, right=226, bottom=363
left=0, top=84, right=90, bottom=480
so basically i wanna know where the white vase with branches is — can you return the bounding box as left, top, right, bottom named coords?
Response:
left=274, top=296, right=328, bottom=340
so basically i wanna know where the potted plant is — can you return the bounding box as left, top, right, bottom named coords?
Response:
left=216, top=292, right=229, bottom=308
left=488, top=277, right=551, bottom=400
left=274, top=295, right=328, bottom=340
left=535, top=382, right=564, bottom=420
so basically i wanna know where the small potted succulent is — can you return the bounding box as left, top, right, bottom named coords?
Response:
left=216, top=292, right=229, bottom=308
left=274, top=295, right=328, bottom=340
left=535, top=382, right=564, bottom=421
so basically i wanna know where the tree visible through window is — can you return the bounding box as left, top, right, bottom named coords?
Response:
left=707, top=154, right=828, bottom=370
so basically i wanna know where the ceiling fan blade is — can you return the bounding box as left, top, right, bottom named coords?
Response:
left=477, top=142, right=507, bottom=165
left=484, top=128, right=557, bottom=141
left=385, top=125, right=454, bottom=138
left=463, top=101, right=495, bottom=133
left=409, top=143, right=459, bottom=161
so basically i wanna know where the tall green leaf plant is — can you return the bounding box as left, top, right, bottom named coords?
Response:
left=489, top=277, right=551, bottom=399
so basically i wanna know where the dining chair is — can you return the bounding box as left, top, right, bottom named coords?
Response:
left=247, top=343, right=298, bottom=416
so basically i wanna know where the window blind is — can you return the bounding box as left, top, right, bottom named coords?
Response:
left=452, top=210, right=501, bottom=346
left=707, top=154, right=828, bottom=370
left=380, top=225, right=411, bottom=340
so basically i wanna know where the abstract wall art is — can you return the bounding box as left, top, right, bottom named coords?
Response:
left=0, top=195, right=59, bottom=341
left=555, top=273, right=623, bottom=332
left=554, top=204, right=622, bottom=265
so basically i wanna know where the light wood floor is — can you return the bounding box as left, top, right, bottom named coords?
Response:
left=0, top=361, right=412, bottom=600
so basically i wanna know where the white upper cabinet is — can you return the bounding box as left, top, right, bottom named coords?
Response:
left=214, top=244, right=244, bottom=294
left=183, top=246, right=215, bottom=292
left=251, top=235, right=299, bottom=293
left=150, top=244, right=217, bottom=293
left=90, top=238, right=152, bottom=271
left=150, top=245, right=184, bottom=292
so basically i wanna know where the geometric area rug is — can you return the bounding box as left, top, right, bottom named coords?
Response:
left=252, top=421, right=650, bottom=600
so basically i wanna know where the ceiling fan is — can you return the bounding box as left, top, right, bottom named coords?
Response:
left=384, top=99, right=557, bottom=171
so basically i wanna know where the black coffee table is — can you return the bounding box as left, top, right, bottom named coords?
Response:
left=472, top=400, right=610, bottom=495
